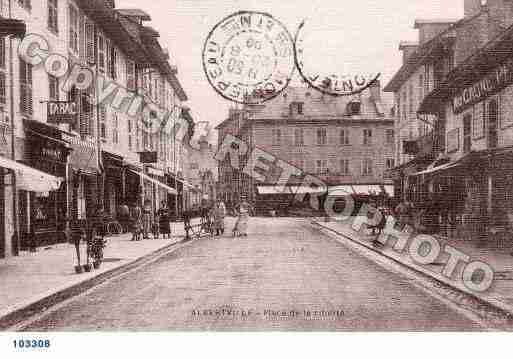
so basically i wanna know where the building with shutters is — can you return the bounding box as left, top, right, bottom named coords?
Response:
left=385, top=0, right=513, bottom=240
left=216, top=82, right=395, bottom=213
left=0, top=0, right=194, bottom=258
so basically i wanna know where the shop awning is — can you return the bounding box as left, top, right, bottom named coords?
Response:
left=167, top=173, right=195, bottom=189
left=327, top=185, right=354, bottom=195
left=0, top=156, right=63, bottom=192
left=257, top=185, right=297, bottom=195
left=411, top=161, right=461, bottom=176
left=352, top=185, right=382, bottom=195
left=129, top=170, right=177, bottom=195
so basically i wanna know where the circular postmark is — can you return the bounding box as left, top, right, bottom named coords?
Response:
left=202, top=11, right=295, bottom=105
left=294, top=19, right=381, bottom=97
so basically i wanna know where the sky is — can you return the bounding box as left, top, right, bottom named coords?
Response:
left=116, top=0, right=464, bottom=129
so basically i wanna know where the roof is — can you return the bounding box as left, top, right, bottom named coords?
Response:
left=414, top=19, right=459, bottom=27
left=116, top=8, right=152, bottom=21
left=242, top=86, right=391, bottom=120
left=419, top=20, right=513, bottom=114
left=383, top=13, right=487, bottom=93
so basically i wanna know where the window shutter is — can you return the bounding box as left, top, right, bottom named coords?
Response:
left=0, top=73, right=5, bottom=105
left=85, top=21, right=95, bottom=65
left=127, top=60, right=135, bottom=91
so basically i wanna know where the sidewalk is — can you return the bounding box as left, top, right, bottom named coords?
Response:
left=0, top=222, right=187, bottom=324
left=314, top=218, right=513, bottom=317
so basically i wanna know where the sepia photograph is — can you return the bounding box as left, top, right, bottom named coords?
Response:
left=0, top=0, right=513, bottom=356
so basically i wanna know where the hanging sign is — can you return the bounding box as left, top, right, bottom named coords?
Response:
left=47, top=101, right=78, bottom=125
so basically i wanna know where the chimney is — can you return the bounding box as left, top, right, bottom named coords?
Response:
left=399, top=41, right=419, bottom=64
left=465, top=0, right=483, bottom=17
left=414, top=19, right=457, bottom=45
left=369, top=79, right=381, bottom=102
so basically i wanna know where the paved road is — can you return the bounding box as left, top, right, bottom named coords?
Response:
left=23, top=218, right=481, bottom=331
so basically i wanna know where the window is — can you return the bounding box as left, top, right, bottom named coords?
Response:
left=363, top=129, right=372, bottom=145
left=99, top=105, right=107, bottom=140
left=69, top=5, right=79, bottom=53
left=386, top=129, right=394, bottom=145
left=128, top=118, right=133, bottom=150
left=153, top=78, right=159, bottom=101
left=402, top=90, right=407, bottom=122
left=97, top=33, right=106, bottom=73
left=48, top=0, right=58, bottom=33
left=418, top=74, right=424, bottom=101
left=362, top=158, right=373, bottom=176
left=18, top=0, right=31, bottom=11
left=316, top=159, right=328, bottom=174
left=488, top=99, right=499, bottom=149
left=386, top=158, right=395, bottom=170
left=126, top=60, right=136, bottom=91
left=85, top=21, right=95, bottom=64
left=463, top=114, right=472, bottom=153
left=0, top=38, right=5, bottom=106
left=340, top=159, right=350, bottom=175
left=108, top=43, right=117, bottom=79
left=272, top=128, right=281, bottom=146
left=112, top=113, right=119, bottom=144
left=317, top=128, right=327, bottom=145
left=49, top=75, right=59, bottom=101
left=294, top=128, right=304, bottom=146
left=297, top=102, right=303, bottom=115
left=397, top=95, right=401, bottom=121
left=347, top=101, right=361, bottom=115
left=340, top=129, right=349, bottom=145
left=409, top=84, right=414, bottom=114
left=19, top=59, right=33, bottom=115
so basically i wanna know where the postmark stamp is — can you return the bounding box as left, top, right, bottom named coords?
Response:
left=202, top=11, right=295, bottom=104
left=294, top=19, right=381, bottom=97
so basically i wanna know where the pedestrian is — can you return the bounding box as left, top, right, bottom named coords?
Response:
left=118, top=203, right=130, bottom=233
left=131, top=205, right=143, bottom=241
left=157, top=201, right=171, bottom=239
left=235, top=196, right=252, bottom=237
left=142, top=199, right=152, bottom=240
left=212, top=199, right=226, bottom=237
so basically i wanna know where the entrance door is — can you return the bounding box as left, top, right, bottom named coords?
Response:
left=488, top=99, right=499, bottom=149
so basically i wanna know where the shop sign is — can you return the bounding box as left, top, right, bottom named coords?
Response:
left=47, top=101, right=78, bottom=125
left=139, top=151, right=157, bottom=164
left=147, top=166, right=165, bottom=178
left=453, top=58, right=513, bottom=114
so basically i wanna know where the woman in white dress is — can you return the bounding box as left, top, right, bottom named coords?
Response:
left=235, top=198, right=252, bottom=237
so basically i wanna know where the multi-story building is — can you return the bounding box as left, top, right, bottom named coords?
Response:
left=387, top=0, right=513, bottom=240
left=384, top=18, right=458, bottom=201
left=216, top=82, right=395, bottom=211
left=185, top=135, right=218, bottom=206
left=0, top=1, right=193, bottom=258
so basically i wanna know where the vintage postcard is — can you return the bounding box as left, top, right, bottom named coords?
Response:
left=1, top=1, right=513, bottom=350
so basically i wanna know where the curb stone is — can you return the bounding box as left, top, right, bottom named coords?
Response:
left=312, top=221, right=513, bottom=325
left=0, top=236, right=195, bottom=330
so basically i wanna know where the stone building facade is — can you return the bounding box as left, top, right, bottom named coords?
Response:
left=0, top=1, right=194, bottom=258
left=217, top=83, right=395, bottom=210
left=387, top=0, right=513, bottom=240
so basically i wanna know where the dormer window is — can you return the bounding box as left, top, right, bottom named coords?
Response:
left=347, top=101, right=361, bottom=116
left=290, top=101, right=304, bottom=116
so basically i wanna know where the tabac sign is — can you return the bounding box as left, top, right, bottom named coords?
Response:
left=453, top=58, right=513, bottom=114
left=47, top=101, right=78, bottom=125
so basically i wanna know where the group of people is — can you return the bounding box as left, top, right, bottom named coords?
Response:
left=203, top=197, right=253, bottom=238
left=121, top=200, right=173, bottom=242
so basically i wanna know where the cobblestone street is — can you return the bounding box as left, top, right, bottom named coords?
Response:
left=22, top=218, right=482, bottom=331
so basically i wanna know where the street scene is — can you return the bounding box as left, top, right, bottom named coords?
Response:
left=1, top=0, right=513, bottom=337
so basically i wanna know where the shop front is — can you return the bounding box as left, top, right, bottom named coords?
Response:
left=22, top=120, right=71, bottom=248
left=102, top=151, right=125, bottom=217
